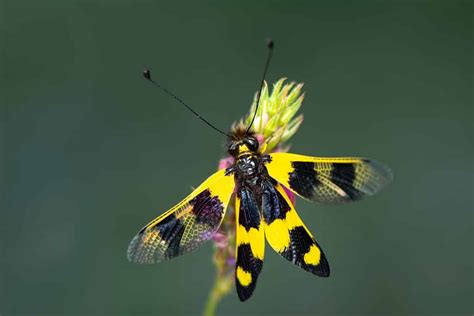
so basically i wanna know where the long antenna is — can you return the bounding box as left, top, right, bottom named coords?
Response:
left=143, top=69, right=231, bottom=137
left=247, top=39, right=274, bottom=133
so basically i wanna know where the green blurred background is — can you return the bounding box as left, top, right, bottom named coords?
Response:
left=2, top=1, right=472, bottom=315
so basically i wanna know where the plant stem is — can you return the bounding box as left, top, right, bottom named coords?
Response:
left=203, top=272, right=232, bottom=316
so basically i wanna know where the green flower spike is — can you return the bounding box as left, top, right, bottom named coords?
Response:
left=240, top=78, right=305, bottom=152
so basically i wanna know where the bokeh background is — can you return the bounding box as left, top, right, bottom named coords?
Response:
left=2, top=1, right=472, bottom=315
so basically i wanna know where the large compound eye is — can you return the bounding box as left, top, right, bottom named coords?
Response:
left=245, top=137, right=259, bottom=151
left=228, top=142, right=239, bottom=156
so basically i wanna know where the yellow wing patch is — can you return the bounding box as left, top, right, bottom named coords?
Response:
left=263, top=219, right=288, bottom=252
left=236, top=224, right=265, bottom=260
left=236, top=267, right=252, bottom=287
left=304, top=245, right=321, bottom=265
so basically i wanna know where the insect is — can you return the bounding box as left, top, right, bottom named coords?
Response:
left=127, top=40, right=392, bottom=301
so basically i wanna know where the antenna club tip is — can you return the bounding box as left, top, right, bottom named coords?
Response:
left=266, top=39, right=274, bottom=49
left=143, top=69, right=151, bottom=80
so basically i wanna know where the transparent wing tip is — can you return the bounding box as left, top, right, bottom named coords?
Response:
left=126, top=233, right=157, bottom=265
left=363, top=159, right=394, bottom=195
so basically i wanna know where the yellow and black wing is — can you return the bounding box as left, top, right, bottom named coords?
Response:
left=127, top=169, right=235, bottom=264
left=235, top=186, right=265, bottom=301
left=266, top=153, right=393, bottom=203
left=262, top=180, right=330, bottom=276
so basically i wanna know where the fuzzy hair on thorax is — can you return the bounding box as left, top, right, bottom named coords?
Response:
left=228, top=123, right=255, bottom=142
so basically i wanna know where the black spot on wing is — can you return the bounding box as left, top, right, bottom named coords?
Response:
left=236, top=243, right=263, bottom=301
left=262, top=180, right=290, bottom=224
left=238, top=187, right=260, bottom=230
left=152, top=213, right=186, bottom=259
left=330, top=163, right=363, bottom=201
left=281, top=226, right=330, bottom=277
left=236, top=244, right=263, bottom=275
left=189, top=189, right=225, bottom=226
left=288, top=161, right=320, bottom=199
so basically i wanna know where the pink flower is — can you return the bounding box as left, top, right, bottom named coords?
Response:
left=218, top=156, right=235, bottom=170
left=282, top=185, right=296, bottom=205
left=212, top=231, right=228, bottom=249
